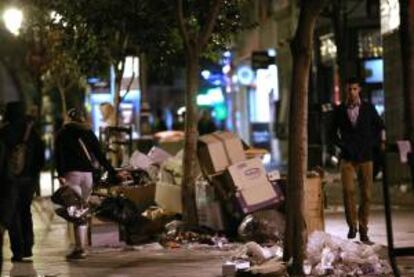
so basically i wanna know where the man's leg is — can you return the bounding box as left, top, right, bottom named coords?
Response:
left=340, top=160, right=358, bottom=237
left=8, top=204, right=24, bottom=261
left=359, top=161, right=373, bottom=242
left=20, top=180, right=35, bottom=257
left=0, top=225, right=4, bottom=262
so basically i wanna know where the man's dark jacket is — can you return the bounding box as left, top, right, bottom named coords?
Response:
left=331, top=101, right=384, bottom=162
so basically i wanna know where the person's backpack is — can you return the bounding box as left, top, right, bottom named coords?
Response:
left=7, top=121, right=33, bottom=177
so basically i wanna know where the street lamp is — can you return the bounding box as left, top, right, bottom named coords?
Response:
left=3, top=7, right=23, bottom=36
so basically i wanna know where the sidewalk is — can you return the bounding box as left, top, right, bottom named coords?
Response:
left=2, top=169, right=414, bottom=276
left=1, top=195, right=413, bottom=276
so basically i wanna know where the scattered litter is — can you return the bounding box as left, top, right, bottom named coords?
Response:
left=305, top=231, right=392, bottom=276
left=238, top=209, right=285, bottom=243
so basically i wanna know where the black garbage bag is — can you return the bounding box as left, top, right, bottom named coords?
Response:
left=94, top=196, right=140, bottom=224
left=129, top=168, right=152, bottom=186
left=51, top=186, right=84, bottom=208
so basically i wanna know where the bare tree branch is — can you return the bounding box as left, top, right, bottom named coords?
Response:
left=120, top=71, right=135, bottom=102
left=198, top=0, right=224, bottom=49
left=175, top=0, right=191, bottom=51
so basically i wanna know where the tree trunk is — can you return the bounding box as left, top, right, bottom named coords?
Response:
left=57, top=84, right=67, bottom=120
left=332, top=0, right=348, bottom=100
left=113, top=61, right=125, bottom=127
left=284, top=0, right=325, bottom=274
left=400, top=0, right=414, bottom=141
left=181, top=48, right=200, bottom=226
left=139, top=52, right=152, bottom=136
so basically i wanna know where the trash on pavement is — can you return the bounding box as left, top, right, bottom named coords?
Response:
left=238, top=209, right=285, bottom=243
left=305, top=231, right=392, bottom=276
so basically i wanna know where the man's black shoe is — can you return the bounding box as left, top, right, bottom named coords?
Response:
left=11, top=256, right=32, bottom=263
left=360, top=234, right=374, bottom=245
left=23, top=250, right=33, bottom=258
left=347, top=227, right=357, bottom=239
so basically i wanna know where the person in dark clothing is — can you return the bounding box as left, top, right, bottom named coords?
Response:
left=0, top=101, right=45, bottom=263
left=330, top=78, right=385, bottom=244
left=152, top=109, right=167, bottom=133
left=198, top=109, right=217, bottom=136
left=55, top=108, right=118, bottom=260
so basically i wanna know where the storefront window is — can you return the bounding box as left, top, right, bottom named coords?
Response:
left=358, top=30, right=383, bottom=58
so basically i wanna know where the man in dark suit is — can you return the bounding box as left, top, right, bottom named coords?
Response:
left=331, top=77, right=385, bottom=244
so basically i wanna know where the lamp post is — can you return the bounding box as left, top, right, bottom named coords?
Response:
left=3, top=7, right=23, bottom=36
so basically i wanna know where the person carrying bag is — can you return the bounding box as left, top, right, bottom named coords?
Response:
left=54, top=108, right=120, bottom=260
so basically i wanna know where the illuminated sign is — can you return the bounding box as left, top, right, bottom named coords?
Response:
left=237, top=66, right=254, bottom=86
left=197, top=87, right=225, bottom=106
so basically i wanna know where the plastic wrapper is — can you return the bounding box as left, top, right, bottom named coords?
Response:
left=305, top=231, right=392, bottom=275
left=54, top=207, right=88, bottom=225
left=238, top=209, right=285, bottom=243
left=234, top=242, right=283, bottom=265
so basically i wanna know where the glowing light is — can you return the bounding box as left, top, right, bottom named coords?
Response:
left=201, top=70, right=211, bottom=80
left=223, top=51, right=231, bottom=58
left=267, top=49, right=276, bottom=57
left=237, top=66, right=254, bottom=86
left=50, top=11, right=63, bottom=23
left=197, top=87, right=225, bottom=106
left=222, top=64, right=231, bottom=74
left=177, top=106, right=186, bottom=115
left=3, top=7, right=23, bottom=36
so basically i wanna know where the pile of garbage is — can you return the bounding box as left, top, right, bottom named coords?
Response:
left=305, top=231, right=392, bottom=276
left=222, top=231, right=392, bottom=276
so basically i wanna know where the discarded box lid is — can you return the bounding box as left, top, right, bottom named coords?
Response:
left=224, top=158, right=284, bottom=214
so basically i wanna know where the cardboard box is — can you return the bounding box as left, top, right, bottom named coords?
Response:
left=113, top=184, right=155, bottom=208
left=155, top=182, right=182, bottom=214
left=197, top=201, right=225, bottom=231
left=198, top=131, right=246, bottom=175
left=223, top=158, right=283, bottom=214
left=304, top=176, right=324, bottom=234
left=89, top=217, right=124, bottom=247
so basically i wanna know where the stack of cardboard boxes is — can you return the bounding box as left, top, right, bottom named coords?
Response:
left=197, top=131, right=284, bottom=227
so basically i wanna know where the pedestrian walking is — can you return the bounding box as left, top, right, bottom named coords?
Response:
left=330, top=77, right=385, bottom=244
left=197, top=109, right=217, bottom=136
left=54, top=108, right=119, bottom=260
left=0, top=101, right=44, bottom=262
